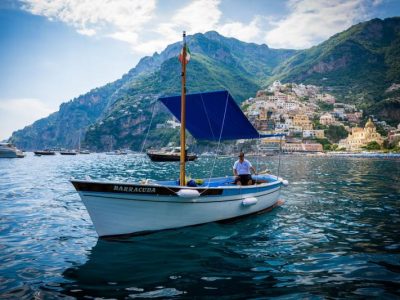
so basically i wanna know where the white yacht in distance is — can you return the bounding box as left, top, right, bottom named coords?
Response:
left=0, top=143, right=25, bottom=158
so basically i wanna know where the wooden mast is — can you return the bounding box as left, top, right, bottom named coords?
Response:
left=180, top=31, right=187, bottom=186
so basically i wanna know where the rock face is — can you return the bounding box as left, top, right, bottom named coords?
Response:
left=9, top=17, right=400, bottom=149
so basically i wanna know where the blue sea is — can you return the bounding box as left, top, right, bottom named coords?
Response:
left=0, top=153, right=399, bottom=299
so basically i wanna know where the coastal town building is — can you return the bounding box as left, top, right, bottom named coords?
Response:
left=316, top=93, right=336, bottom=104
left=242, top=82, right=378, bottom=153
left=293, top=114, right=313, bottom=130
left=345, top=113, right=361, bottom=123
left=388, top=124, right=400, bottom=146
left=303, top=130, right=325, bottom=139
left=283, top=143, right=323, bottom=152
left=338, top=118, right=384, bottom=151
left=319, top=113, right=335, bottom=125
left=259, top=137, right=284, bottom=152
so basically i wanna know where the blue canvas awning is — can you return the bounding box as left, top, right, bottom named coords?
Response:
left=159, top=90, right=284, bottom=141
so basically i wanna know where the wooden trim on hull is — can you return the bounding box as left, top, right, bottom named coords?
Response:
left=71, top=179, right=282, bottom=198
left=78, top=187, right=279, bottom=203
left=71, top=180, right=223, bottom=196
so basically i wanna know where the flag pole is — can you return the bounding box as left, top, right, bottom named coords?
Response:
left=180, top=31, right=187, bottom=186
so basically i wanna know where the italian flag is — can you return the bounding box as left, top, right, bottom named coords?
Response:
left=178, top=45, right=191, bottom=64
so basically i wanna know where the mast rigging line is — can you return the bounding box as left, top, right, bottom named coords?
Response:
left=202, top=91, right=230, bottom=193
left=140, top=101, right=158, bottom=154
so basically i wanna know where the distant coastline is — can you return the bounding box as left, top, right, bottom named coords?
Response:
left=247, top=151, right=400, bottom=159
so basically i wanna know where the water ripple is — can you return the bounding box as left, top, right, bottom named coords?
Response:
left=0, top=153, right=399, bottom=298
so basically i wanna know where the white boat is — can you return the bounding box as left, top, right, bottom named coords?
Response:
left=71, top=32, right=288, bottom=238
left=71, top=175, right=287, bottom=237
left=0, top=143, right=25, bottom=158
left=105, top=150, right=127, bottom=155
left=60, top=150, right=77, bottom=155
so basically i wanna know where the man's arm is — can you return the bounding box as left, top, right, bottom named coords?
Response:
left=250, top=166, right=256, bottom=174
left=233, top=161, right=238, bottom=176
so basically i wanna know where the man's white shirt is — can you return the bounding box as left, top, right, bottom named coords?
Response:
left=233, top=159, right=252, bottom=175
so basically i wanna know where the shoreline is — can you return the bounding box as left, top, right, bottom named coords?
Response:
left=246, top=152, right=400, bottom=158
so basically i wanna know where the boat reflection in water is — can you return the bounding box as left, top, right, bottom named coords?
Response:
left=60, top=222, right=263, bottom=299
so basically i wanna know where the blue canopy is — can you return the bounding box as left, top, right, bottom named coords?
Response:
left=159, top=90, right=284, bottom=141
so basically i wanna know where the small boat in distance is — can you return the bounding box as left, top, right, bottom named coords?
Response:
left=105, top=150, right=127, bottom=155
left=0, top=143, right=25, bottom=158
left=79, top=150, right=90, bottom=154
left=147, top=147, right=197, bottom=162
left=60, top=150, right=77, bottom=155
left=34, top=150, right=56, bottom=155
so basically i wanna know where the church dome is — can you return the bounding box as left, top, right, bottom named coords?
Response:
left=365, top=118, right=375, bottom=129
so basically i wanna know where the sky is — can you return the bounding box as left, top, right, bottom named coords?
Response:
left=1, top=0, right=400, bottom=140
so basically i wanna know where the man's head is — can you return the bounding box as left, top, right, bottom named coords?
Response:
left=238, top=152, right=245, bottom=160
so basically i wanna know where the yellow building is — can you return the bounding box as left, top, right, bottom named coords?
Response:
left=338, top=118, right=384, bottom=151
left=319, top=113, right=335, bottom=125
left=293, top=114, right=313, bottom=130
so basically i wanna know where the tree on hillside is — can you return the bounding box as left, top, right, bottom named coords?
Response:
left=315, top=138, right=332, bottom=151
left=362, top=141, right=381, bottom=150
left=325, top=125, right=348, bottom=143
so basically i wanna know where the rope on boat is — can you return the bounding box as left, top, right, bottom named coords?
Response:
left=201, top=91, right=230, bottom=194
left=255, top=133, right=261, bottom=193
left=277, top=135, right=283, bottom=178
left=140, top=101, right=158, bottom=154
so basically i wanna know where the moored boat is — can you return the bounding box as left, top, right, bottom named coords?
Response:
left=147, top=147, right=197, bottom=162
left=71, top=175, right=287, bottom=237
left=34, top=150, right=56, bottom=155
left=105, top=150, right=127, bottom=155
left=0, top=143, right=25, bottom=158
left=71, top=32, right=288, bottom=238
left=60, top=150, right=77, bottom=155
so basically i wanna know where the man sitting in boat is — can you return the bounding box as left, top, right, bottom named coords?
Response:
left=233, top=152, right=256, bottom=185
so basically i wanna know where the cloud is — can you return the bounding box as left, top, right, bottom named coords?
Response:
left=0, top=98, right=56, bottom=140
left=20, top=0, right=383, bottom=54
left=21, top=0, right=156, bottom=48
left=171, top=0, right=221, bottom=33
left=265, top=0, right=375, bottom=49
left=217, top=16, right=264, bottom=43
left=147, top=0, right=261, bottom=53
left=20, top=0, right=261, bottom=54
left=143, top=0, right=223, bottom=53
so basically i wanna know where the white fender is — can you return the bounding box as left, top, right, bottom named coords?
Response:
left=242, top=197, right=258, bottom=206
left=177, top=189, right=200, bottom=198
left=278, top=177, right=289, bottom=186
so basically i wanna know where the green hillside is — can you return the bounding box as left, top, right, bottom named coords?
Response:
left=270, top=17, right=400, bottom=121
left=10, top=31, right=296, bottom=150
left=9, top=18, right=400, bottom=150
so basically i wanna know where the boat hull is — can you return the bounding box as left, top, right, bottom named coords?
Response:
left=71, top=178, right=283, bottom=237
left=60, top=152, right=77, bottom=155
left=147, top=153, right=197, bottom=162
left=34, top=151, right=56, bottom=155
left=0, top=151, right=24, bottom=158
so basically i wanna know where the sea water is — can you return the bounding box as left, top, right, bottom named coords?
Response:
left=0, top=153, right=399, bottom=299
